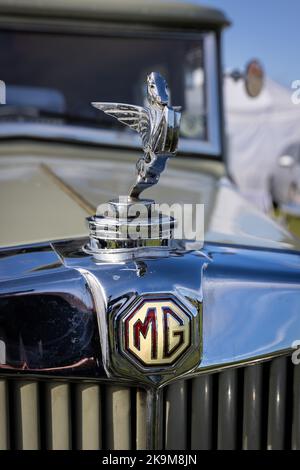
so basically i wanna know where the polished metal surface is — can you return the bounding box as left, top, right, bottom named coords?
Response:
left=0, top=239, right=300, bottom=380
left=92, top=72, right=181, bottom=199
left=199, top=243, right=300, bottom=371
left=77, top=248, right=204, bottom=387
left=85, top=197, right=176, bottom=259
left=1, top=238, right=299, bottom=448
left=0, top=242, right=103, bottom=377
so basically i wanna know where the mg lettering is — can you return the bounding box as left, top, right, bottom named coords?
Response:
left=122, top=298, right=191, bottom=367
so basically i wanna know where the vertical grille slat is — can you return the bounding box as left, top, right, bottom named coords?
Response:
left=45, top=382, right=71, bottom=450
left=136, top=388, right=147, bottom=450
left=165, top=380, right=187, bottom=450
left=217, top=369, right=238, bottom=449
left=292, top=364, right=300, bottom=449
left=242, top=364, right=263, bottom=450
left=75, top=384, right=102, bottom=450
left=0, top=380, right=9, bottom=449
left=191, top=374, right=213, bottom=450
left=105, top=386, right=131, bottom=450
left=267, top=356, right=287, bottom=450
left=13, top=381, right=40, bottom=450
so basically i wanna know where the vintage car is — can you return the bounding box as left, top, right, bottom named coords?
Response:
left=0, top=0, right=300, bottom=452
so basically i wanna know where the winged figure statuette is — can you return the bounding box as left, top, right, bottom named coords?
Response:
left=92, top=72, right=181, bottom=199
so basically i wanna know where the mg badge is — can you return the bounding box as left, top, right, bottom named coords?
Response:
left=124, top=298, right=191, bottom=367
left=108, top=290, right=202, bottom=384
left=116, top=295, right=196, bottom=373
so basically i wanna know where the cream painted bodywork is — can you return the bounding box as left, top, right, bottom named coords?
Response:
left=0, top=141, right=299, bottom=251
left=0, top=157, right=88, bottom=247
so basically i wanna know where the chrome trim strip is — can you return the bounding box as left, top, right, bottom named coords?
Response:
left=76, top=268, right=110, bottom=376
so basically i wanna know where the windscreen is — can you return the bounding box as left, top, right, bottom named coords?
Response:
left=0, top=29, right=208, bottom=142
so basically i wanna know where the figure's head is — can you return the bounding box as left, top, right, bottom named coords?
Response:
left=147, top=72, right=169, bottom=106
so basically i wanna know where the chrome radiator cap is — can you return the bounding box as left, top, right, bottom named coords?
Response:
left=85, top=197, right=176, bottom=260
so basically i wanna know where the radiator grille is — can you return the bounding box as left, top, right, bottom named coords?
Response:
left=0, top=356, right=299, bottom=450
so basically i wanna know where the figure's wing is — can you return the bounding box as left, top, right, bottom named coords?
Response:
left=91, top=102, right=150, bottom=146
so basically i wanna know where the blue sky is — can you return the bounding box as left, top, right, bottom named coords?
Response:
left=208, top=0, right=299, bottom=88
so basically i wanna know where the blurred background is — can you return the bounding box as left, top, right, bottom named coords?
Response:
left=210, top=0, right=299, bottom=88
left=1, top=0, right=300, bottom=238
left=211, top=0, right=300, bottom=235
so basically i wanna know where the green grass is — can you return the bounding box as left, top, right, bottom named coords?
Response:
left=273, top=208, right=300, bottom=238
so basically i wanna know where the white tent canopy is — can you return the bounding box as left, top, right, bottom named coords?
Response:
left=224, top=76, right=300, bottom=211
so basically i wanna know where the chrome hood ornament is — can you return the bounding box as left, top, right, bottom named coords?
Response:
left=87, top=73, right=181, bottom=259
left=92, top=72, right=181, bottom=199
